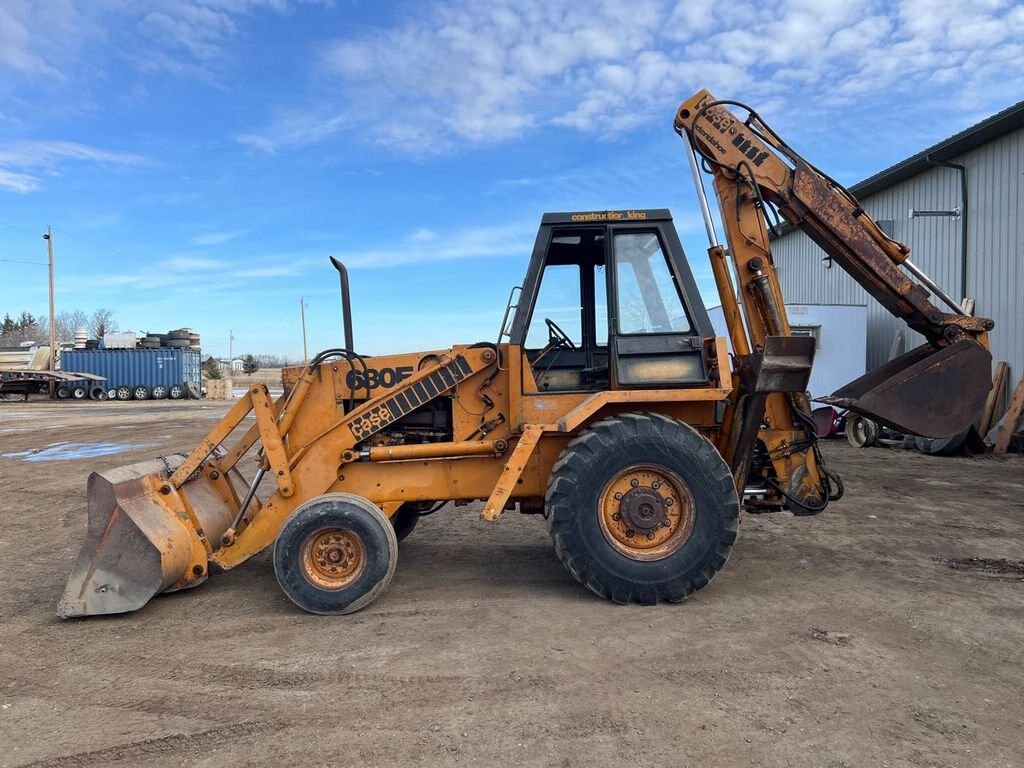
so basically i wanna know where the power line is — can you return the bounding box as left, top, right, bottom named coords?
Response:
left=0, top=220, right=42, bottom=237
left=0, top=258, right=47, bottom=265
left=52, top=227, right=136, bottom=261
left=1, top=220, right=136, bottom=261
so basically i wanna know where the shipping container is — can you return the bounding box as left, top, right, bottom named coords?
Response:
left=60, top=348, right=201, bottom=396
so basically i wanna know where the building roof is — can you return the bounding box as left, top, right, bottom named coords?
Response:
left=849, top=99, right=1024, bottom=198
left=770, top=98, right=1024, bottom=240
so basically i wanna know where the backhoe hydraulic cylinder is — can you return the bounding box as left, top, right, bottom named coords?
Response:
left=902, top=259, right=965, bottom=315
left=684, top=133, right=721, bottom=248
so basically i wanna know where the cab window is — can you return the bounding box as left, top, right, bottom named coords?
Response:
left=525, top=264, right=582, bottom=348
left=614, top=232, right=693, bottom=335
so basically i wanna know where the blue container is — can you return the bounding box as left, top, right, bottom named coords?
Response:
left=61, top=348, right=201, bottom=391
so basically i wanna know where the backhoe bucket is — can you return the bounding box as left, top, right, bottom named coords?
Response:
left=58, top=456, right=237, bottom=618
left=819, top=340, right=992, bottom=438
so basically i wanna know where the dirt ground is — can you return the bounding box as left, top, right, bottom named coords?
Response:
left=1, top=398, right=1022, bottom=768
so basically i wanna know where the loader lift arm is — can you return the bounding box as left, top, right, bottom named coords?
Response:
left=673, top=91, right=993, bottom=512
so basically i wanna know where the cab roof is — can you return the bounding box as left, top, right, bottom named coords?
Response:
left=541, top=209, right=673, bottom=225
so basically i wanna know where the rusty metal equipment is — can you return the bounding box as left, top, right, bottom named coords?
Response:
left=59, top=89, right=994, bottom=618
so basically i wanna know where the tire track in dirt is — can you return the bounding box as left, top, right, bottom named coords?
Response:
left=12, top=721, right=273, bottom=768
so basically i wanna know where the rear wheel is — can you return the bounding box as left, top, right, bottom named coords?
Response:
left=546, top=413, right=739, bottom=605
left=71, top=385, right=88, bottom=400
left=390, top=502, right=435, bottom=542
left=56, top=386, right=71, bottom=399
left=274, top=493, right=398, bottom=615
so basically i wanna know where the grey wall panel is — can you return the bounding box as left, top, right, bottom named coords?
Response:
left=774, top=126, right=1023, bottom=405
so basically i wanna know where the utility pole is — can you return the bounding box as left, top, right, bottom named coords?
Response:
left=42, top=227, right=56, bottom=398
left=229, top=330, right=234, bottom=361
left=300, top=297, right=308, bottom=363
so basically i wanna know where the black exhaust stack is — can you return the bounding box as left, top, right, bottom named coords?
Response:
left=329, top=257, right=355, bottom=351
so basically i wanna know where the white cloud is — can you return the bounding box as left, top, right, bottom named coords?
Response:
left=189, top=229, right=248, bottom=246
left=335, top=221, right=534, bottom=269
left=0, top=1, right=312, bottom=83
left=0, top=141, right=147, bottom=194
left=0, top=169, right=40, bottom=193
left=236, top=111, right=352, bottom=153
left=163, top=255, right=226, bottom=271
left=239, top=0, right=1024, bottom=154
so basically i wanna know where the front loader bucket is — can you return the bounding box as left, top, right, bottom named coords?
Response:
left=819, top=340, right=992, bottom=438
left=58, top=456, right=236, bottom=618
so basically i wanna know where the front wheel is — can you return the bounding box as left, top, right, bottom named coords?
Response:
left=274, top=493, right=398, bottom=615
left=546, top=413, right=739, bottom=605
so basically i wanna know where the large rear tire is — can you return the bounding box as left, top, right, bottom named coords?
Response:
left=546, top=413, right=739, bottom=605
left=274, top=493, right=398, bottom=615
left=390, top=504, right=422, bottom=542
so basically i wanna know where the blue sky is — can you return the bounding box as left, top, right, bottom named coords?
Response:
left=1, top=0, right=1021, bottom=360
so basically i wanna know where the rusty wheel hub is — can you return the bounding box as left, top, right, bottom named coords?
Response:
left=301, top=528, right=364, bottom=589
left=598, top=465, right=695, bottom=561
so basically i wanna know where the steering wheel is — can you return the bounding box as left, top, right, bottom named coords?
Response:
left=544, top=318, right=577, bottom=351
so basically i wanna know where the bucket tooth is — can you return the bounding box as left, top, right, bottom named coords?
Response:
left=819, top=340, right=992, bottom=438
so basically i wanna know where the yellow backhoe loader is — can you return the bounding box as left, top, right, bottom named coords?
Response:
left=58, top=90, right=994, bottom=617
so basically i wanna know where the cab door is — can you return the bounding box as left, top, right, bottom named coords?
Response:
left=609, top=225, right=709, bottom=388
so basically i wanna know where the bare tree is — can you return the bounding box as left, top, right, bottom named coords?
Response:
left=37, top=310, right=89, bottom=344
left=90, top=308, right=116, bottom=339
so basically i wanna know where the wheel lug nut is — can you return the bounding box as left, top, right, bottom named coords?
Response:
left=665, top=498, right=673, bottom=506
left=652, top=481, right=661, bottom=489
left=626, top=529, right=635, bottom=538
left=630, top=479, right=639, bottom=487
left=612, top=512, right=621, bottom=521
left=647, top=533, right=655, bottom=540
left=614, top=492, right=623, bottom=500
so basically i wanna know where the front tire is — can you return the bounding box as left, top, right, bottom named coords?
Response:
left=546, top=413, right=739, bottom=605
left=274, top=493, right=398, bottom=615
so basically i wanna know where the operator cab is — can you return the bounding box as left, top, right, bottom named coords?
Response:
left=507, top=209, right=714, bottom=393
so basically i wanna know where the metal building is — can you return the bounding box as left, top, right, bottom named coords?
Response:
left=772, top=100, right=1024, bottom=405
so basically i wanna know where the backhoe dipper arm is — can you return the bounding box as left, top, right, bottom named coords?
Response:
left=675, top=91, right=993, bottom=345
left=673, top=89, right=995, bottom=512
